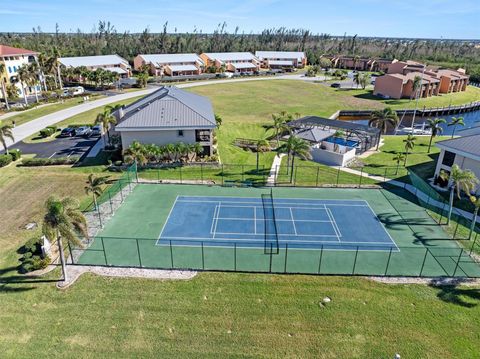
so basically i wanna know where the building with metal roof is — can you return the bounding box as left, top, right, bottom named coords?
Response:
left=199, top=52, right=260, bottom=73
left=134, top=53, right=204, bottom=76
left=434, top=134, right=480, bottom=194
left=255, top=51, right=307, bottom=69
left=115, top=86, right=216, bottom=155
left=58, top=54, right=131, bottom=77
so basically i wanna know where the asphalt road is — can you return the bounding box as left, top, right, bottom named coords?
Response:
left=11, top=135, right=99, bottom=159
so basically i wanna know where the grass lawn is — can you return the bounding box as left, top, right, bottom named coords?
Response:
left=1, top=272, right=479, bottom=358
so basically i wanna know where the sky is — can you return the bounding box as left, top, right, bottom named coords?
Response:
left=0, top=0, right=479, bottom=39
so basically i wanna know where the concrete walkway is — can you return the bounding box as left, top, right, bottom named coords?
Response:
left=0, top=102, right=55, bottom=122
left=266, top=154, right=285, bottom=186
left=4, top=74, right=310, bottom=148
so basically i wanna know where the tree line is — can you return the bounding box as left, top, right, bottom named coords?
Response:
left=1, top=21, right=480, bottom=80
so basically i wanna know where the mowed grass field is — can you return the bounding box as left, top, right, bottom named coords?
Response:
left=1, top=80, right=480, bottom=357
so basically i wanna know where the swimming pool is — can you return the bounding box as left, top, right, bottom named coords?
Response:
left=324, top=136, right=358, bottom=148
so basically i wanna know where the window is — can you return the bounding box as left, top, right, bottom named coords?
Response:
left=178, top=130, right=184, bottom=137
left=442, top=150, right=456, bottom=167
left=8, top=67, right=12, bottom=73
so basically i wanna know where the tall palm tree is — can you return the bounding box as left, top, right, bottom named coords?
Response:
left=268, top=113, right=291, bottom=147
left=353, top=71, right=360, bottom=88
left=0, top=62, right=10, bottom=110
left=448, top=116, right=465, bottom=138
left=369, top=108, right=399, bottom=149
left=255, top=139, right=270, bottom=171
left=52, top=46, right=63, bottom=89
left=411, top=75, right=422, bottom=100
left=95, top=107, right=117, bottom=146
left=392, top=152, right=406, bottom=175
left=17, top=65, right=30, bottom=106
left=403, top=134, right=416, bottom=166
left=426, top=118, right=446, bottom=153
left=0, top=123, right=14, bottom=154
left=440, top=165, right=479, bottom=225
left=285, top=136, right=312, bottom=183
left=468, top=196, right=480, bottom=240
left=26, top=62, right=40, bottom=103
left=42, top=196, right=88, bottom=282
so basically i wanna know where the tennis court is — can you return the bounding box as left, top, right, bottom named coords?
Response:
left=76, top=184, right=480, bottom=277
left=158, top=195, right=398, bottom=251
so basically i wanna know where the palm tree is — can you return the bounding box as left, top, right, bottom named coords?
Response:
left=52, top=46, right=63, bottom=89
left=448, top=117, right=465, bottom=138
left=95, top=107, right=117, bottom=146
left=42, top=196, right=88, bottom=282
left=403, top=134, right=416, bottom=166
left=439, top=165, right=479, bottom=225
left=215, top=114, right=223, bottom=128
left=26, top=62, right=40, bottom=103
left=353, top=71, right=360, bottom=88
left=268, top=113, right=291, bottom=147
left=124, top=141, right=147, bottom=166
left=369, top=108, right=399, bottom=149
left=0, top=62, right=10, bottom=110
left=411, top=75, right=422, bottom=100
left=468, top=196, right=480, bottom=240
left=85, top=174, right=110, bottom=228
left=285, top=136, right=312, bottom=183
left=0, top=123, right=14, bottom=154
left=255, top=139, right=270, bottom=171
left=426, top=118, right=446, bottom=153
left=17, top=65, right=30, bottom=106
left=392, top=152, right=406, bottom=175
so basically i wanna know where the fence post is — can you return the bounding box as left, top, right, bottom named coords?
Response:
left=293, top=166, right=298, bottom=187
left=119, top=181, right=124, bottom=203
left=108, top=191, right=114, bottom=215
left=269, top=243, right=273, bottom=273
left=317, top=245, right=324, bottom=274
left=359, top=167, right=363, bottom=188
left=97, top=203, right=103, bottom=229
left=284, top=243, right=288, bottom=273
left=136, top=238, right=142, bottom=267
left=419, top=248, right=430, bottom=277
left=262, top=165, right=266, bottom=184
left=383, top=168, right=387, bottom=183
left=200, top=163, right=204, bottom=184
left=126, top=170, right=132, bottom=192
left=336, top=167, right=341, bottom=187
left=67, top=241, right=74, bottom=264
left=452, top=249, right=464, bottom=277
left=169, top=240, right=174, bottom=268
left=241, top=165, right=245, bottom=182
left=274, top=165, right=278, bottom=186
left=384, top=247, right=393, bottom=276
left=179, top=166, right=183, bottom=184
left=315, top=167, right=320, bottom=187
left=234, top=242, right=237, bottom=271
left=157, top=168, right=160, bottom=183
left=221, top=164, right=224, bottom=186
left=352, top=246, right=359, bottom=275
left=101, top=237, right=108, bottom=265
left=201, top=241, right=205, bottom=270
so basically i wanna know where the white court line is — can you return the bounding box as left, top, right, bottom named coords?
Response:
left=48, top=151, right=57, bottom=159
left=215, top=217, right=331, bottom=223
left=178, top=195, right=369, bottom=204
left=212, top=201, right=221, bottom=239
left=210, top=205, right=219, bottom=234
left=325, top=207, right=342, bottom=240
left=155, top=196, right=179, bottom=246
left=177, top=199, right=368, bottom=207
left=289, top=208, right=298, bottom=235
left=364, top=201, right=401, bottom=252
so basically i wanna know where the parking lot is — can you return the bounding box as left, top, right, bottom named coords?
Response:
left=11, top=135, right=100, bottom=159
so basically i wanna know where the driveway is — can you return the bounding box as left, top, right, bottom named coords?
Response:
left=11, top=136, right=99, bottom=159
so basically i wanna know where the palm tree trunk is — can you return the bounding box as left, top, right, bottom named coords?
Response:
left=451, top=126, right=456, bottom=139
left=290, top=154, right=295, bottom=183
left=1, top=81, right=9, bottom=110
left=22, top=83, right=28, bottom=106
left=256, top=151, right=259, bottom=171
left=57, top=64, right=63, bottom=89
left=447, top=186, right=455, bottom=225
left=395, top=161, right=400, bottom=175
left=94, top=194, right=103, bottom=228
left=404, top=152, right=408, bottom=166
left=427, top=135, right=433, bottom=153
left=34, top=85, right=39, bottom=103
left=468, top=207, right=478, bottom=240
left=286, top=153, right=290, bottom=175
left=57, top=233, right=68, bottom=282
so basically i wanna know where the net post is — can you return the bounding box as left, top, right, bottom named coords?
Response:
left=201, top=241, right=205, bottom=270
left=317, top=244, right=324, bottom=274
left=262, top=164, right=266, bottom=185
left=419, top=248, right=429, bottom=277
left=452, top=249, right=464, bottom=277
left=470, top=232, right=479, bottom=255
left=315, top=167, right=320, bottom=187
left=136, top=238, right=142, bottom=267
left=384, top=247, right=393, bottom=276
left=352, top=246, right=359, bottom=275
left=169, top=240, right=174, bottom=268
left=101, top=237, right=108, bottom=265
left=284, top=243, right=288, bottom=273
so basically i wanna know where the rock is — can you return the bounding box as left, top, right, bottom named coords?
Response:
left=322, top=296, right=332, bottom=303
left=25, top=222, right=37, bottom=230
left=203, top=295, right=208, bottom=300
left=227, top=330, right=232, bottom=334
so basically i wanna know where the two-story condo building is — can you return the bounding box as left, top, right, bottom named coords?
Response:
left=134, top=53, right=204, bottom=77
left=199, top=52, right=260, bottom=73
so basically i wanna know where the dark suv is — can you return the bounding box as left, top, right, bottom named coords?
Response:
left=59, top=128, right=76, bottom=137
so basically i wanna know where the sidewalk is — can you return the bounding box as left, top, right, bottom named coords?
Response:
left=266, top=154, right=285, bottom=186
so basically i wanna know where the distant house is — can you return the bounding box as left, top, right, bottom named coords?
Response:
left=325, top=55, right=393, bottom=72
left=255, top=51, right=306, bottom=70
left=115, top=86, right=216, bottom=155
left=133, top=53, right=204, bottom=76
left=434, top=134, right=480, bottom=194
left=373, top=72, right=441, bottom=99
left=0, top=44, right=39, bottom=99
left=199, top=52, right=260, bottom=73
left=59, top=55, right=131, bottom=77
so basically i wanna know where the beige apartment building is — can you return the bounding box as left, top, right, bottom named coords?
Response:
left=134, top=53, right=204, bottom=76
left=199, top=52, right=260, bottom=73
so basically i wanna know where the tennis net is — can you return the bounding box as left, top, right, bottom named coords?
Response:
left=262, top=189, right=279, bottom=254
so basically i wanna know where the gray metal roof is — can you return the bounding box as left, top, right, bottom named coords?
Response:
left=288, top=116, right=380, bottom=135
left=116, top=86, right=216, bottom=130
left=230, top=62, right=257, bottom=69
left=139, top=53, right=203, bottom=66
left=295, top=128, right=333, bottom=142
left=168, top=64, right=199, bottom=72
left=59, top=54, right=130, bottom=68
left=255, top=51, right=305, bottom=61
left=436, top=134, right=480, bottom=161
left=202, top=52, right=258, bottom=62
left=457, top=125, right=480, bottom=137
left=268, top=60, right=294, bottom=66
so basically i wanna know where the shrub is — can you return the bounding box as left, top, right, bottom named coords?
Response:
left=18, top=237, right=51, bottom=273
left=20, top=157, right=79, bottom=166
left=39, top=127, right=56, bottom=138
left=9, top=149, right=21, bottom=161
left=0, top=154, right=12, bottom=167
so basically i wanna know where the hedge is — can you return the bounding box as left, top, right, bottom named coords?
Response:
left=20, top=156, right=80, bottom=166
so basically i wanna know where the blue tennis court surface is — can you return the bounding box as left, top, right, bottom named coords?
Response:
left=157, top=196, right=399, bottom=251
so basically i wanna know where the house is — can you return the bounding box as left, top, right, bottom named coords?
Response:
left=134, top=53, right=204, bottom=76
left=387, top=59, right=425, bottom=74
left=115, top=86, right=216, bottom=155
left=435, top=69, right=469, bottom=94
left=373, top=71, right=441, bottom=99
left=433, top=134, right=480, bottom=194
left=199, top=52, right=260, bottom=73
left=255, top=51, right=306, bottom=70
left=0, top=44, right=39, bottom=99
left=58, top=55, right=131, bottom=77
left=325, top=55, right=393, bottom=72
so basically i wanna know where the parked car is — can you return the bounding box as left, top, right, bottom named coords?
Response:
left=71, top=86, right=85, bottom=95
left=75, top=126, right=92, bottom=137
left=330, top=83, right=341, bottom=88
left=59, top=127, right=76, bottom=137
left=91, top=125, right=102, bottom=137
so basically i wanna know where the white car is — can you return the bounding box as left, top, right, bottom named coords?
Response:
left=75, top=126, right=92, bottom=137
left=71, top=86, right=85, bottom=95
left=90, top=125, right=102, bottom=137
